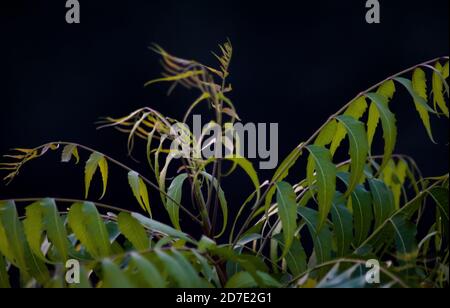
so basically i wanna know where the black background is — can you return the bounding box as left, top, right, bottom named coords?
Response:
left=0, top=0, right=448, bottom=235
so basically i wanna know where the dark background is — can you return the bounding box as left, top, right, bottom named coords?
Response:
left=0, top=0, right=448, bottom=234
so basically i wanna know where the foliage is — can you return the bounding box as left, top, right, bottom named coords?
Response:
left=0, top=42, right=449, bottom=288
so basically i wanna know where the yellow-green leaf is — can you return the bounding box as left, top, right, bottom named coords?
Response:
left=410, top=69, right=435, bottom=142
left=84, top=152, right=109, bottom=199
left=432, top=62, right=449, bottom=117
left=331, top=96, right=368, bottom=155
left=117, top=213, right=149, bottom=251
left=365, top=92, right=397, bottom=172
left=128, top=171, right=152, bottom=216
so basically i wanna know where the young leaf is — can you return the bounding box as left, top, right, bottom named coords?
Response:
left=117, top=212, right=149, bottom=251
left=306, top=145, right=337, bottom=229
left=84, top=152, right=108, bottom=199
left=432, top=62, right=449, bottom=117
left=368, top=178, right=395, bottom=228
left=330, top=193, right=353, bottom=257
left=128, top=171, right=151, bottom=216
left=365, top=92, right=397, bottom=171
left=275, top=182, right=298, bottom=258
left=61, top=144, right=80, bottom=164
left=331, top=96, right=368, bottom=155
left=335, top=115, right=369, bottom=196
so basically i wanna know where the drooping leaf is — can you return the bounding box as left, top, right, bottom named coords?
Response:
left=396, top=74, right=435, bottom=142
left=128, top=171, right=151, bottom=216
left=366, top=80, right=396, bottom=150
left=61, top=144, right=80, bottom=164
left=330, top=193, right=353, bottom=257
left=165, top=174, right=188, bottom=230
left=67, top=202, right=111, bottom=259
left=224, top=157, right=260, bottom=202
left=331, top=96, right=368, bottom=155
left=368, top=178, right=395, bottom=229
left=335, top=115, right=369, bottom=196
left=432, top=62, right=449, bottom=117
left=275, top=235, right=307, bottom=277
left=117, top=212, right=149, bottom=251
left=23, top=202, right=47, bottom=262
left=84, top=152, right=108, bottom=199
left=275, top=182, right=298, bottom=258
left=306, top=145, right=337, bottom=229
left=297, top=207, right=333, bottom=264
left=365, top=92, right=397, bottom=171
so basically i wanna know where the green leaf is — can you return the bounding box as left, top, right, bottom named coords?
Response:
left=117, top=212, right=149, bottom=251
left=330, top=193, right=353, bottom=257
left=391, top=216, right=418, bottom=263
left=264, top=147, right=302, bottom=215
left=128, top=171, right=151, bottom=216
left=429, top=187, right=449, bottom=241
left=331, top=96, right=368, bottom=155
left=201, top=172, right=228, bottom=238
left=306, top=145, right=337, bottom=229
left=368, top=178, right=395, bottom=228
left=276, top=236, right=307, bottom=277
left=367, top=80, right=396, bottom=150
left=432, top=62, right=449, bottom=117
left=101, top=259, right=134, bottom=288
left=225, top=157, right=260, bottom=202
left=443, top=61, right=449, bottom=79
left=225, top=271, right=257, bottom=288
left=297, top=207, right=333, bottom=264
left=155, top=249, right=203, bottom=288
left=67, top=202, right=111, bottom=259
left=396, top=74, right=435, bottom=142
left=365, top=92, right=397, bottom=171
left=0, top=253, right=10, bottom=288
left=275, top=182, right=298, bottom=258
left=335, top=115, right=369, bottom=196
left=131, top=213, right=195, bottom=244
left=23, top=202, right=47, bottom=262
left=165, top=174, right=188, bottom=230
left=336, top=172, right=373, bottom=247
left=0, top=201, right=50, bottom=285
left=127, top=252, right=165, bottom=288
left=41, top=199, right=70, bottom=262
left=84, top=152, right=108, bottom=199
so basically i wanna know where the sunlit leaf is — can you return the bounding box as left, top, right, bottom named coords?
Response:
left=118, top=213, right=149, bottom=251
left=128, top=171, right=151, bottom=216
left=84, top=152, right=109, bottom=199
